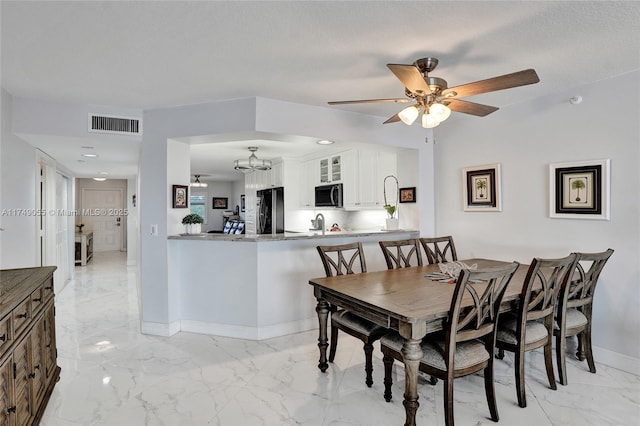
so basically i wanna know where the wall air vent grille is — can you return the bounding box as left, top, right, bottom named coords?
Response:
left=88, top=114, right=142, bottom=135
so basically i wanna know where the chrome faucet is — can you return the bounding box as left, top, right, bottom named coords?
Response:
left=310, top=213, right=325, bottom=235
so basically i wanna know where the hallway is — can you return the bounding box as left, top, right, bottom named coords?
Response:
left=41, top=252, right=639, bottom=425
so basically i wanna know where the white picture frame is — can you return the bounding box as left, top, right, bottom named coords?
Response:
left=462, top=163, right=502, bottom=212
left=549, top=158, right=610, bottom=220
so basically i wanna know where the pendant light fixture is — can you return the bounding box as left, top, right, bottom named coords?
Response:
left=233, top=147, right=272, bottom=172
left=190, top=175, right=208, bottom=188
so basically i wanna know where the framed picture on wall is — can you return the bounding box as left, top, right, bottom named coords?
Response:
left=462, top=163, right=502, bottom=211
left=399, top=187, right=416, bottom=203
left=172, top=185, right=188, bottom=208
left=241, top=194, right=245, bottom=212
left=212, top=197, right=228, bottom=209
left=549, top=159, right=610, bottom=220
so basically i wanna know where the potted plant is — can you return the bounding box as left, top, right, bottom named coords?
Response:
left=181, top=213, right=204, bottom=234
left=383, top=175, right=399, bottom=230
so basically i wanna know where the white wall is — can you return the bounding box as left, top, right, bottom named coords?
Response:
left=0, top=89, right=38, bottom=268
left=435, top=71, right=640, bottom=372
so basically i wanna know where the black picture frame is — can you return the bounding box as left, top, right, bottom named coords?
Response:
left=172, top=185, right=188, bottom=208
left=549, top=159, right=610, bottom=220
left=399, top=187, right=416, bottom=203
left=212, top=197, right=228, bottom=209
left=462, top=163, right=502, bottom=211
left=241, top=194, right=245, bottom=212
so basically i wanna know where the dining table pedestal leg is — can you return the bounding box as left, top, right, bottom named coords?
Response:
left=401, top=338, right=423, bottom=426
left=315, top=299, right=330, bottom=372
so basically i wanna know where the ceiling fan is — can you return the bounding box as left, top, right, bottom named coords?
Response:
left=328, top=57, right=539, bottom=128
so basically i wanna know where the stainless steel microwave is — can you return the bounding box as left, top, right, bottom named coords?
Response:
left=315, top=183, right=343, bottom=208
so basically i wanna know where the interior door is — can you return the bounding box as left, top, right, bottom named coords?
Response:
left=81, top=188, right=124, bottom=252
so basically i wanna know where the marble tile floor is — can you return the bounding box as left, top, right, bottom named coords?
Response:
left=41, top=251, right=639, bottom=426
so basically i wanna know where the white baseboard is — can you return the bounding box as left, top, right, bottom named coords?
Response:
left=141, top=320, right=180, bottom=337
left=593, top=345, right=640, bottom=375
left=142, top=317, right=318, bottom=341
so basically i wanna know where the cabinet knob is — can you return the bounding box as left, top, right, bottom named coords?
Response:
left=0, top=334, right=5, bottom=342
left=5, top=406, right=16, bottom=414
left=17, top=312, right=28, bottom=319
left=28, top=372, right=36, bottom=379
left=33, top=297, right=42, bottom=302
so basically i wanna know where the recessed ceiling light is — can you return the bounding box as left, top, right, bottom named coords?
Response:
left=317, top=139, right=334, bottom=145
left=81, top=153, right=98, bottom=158
left=93, top=177, right=107, bottom=181
left=98, top=171, right=109, bottom=175
left=81, top=146, right=94, bottom=149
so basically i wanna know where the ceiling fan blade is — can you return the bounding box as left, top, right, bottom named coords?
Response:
left=387, top=64, right=432, bottom=95
left=328, top=98, right=410, bottom=105
left=383, top=113, right=401, bottom=124
left=442, top=69, right=539, bottom=98
left=445, top=98, right=499, bottom=117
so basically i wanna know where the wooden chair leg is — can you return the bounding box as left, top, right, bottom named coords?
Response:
left=514, top=350, right=526, bottom=408
left=382, top=352, right=394, bottom=402
left=582, top=326, right=597, bottom=373
left=444, top=379, right=455, bottom=426
left=576, top=332, right=585, bottom=361
left=484, top=364, right=499, bottom=422
left=363, top=341, right=374, bottom=387
left=556, top=333, right=568, bottom=386
left=328, top=322, right=338, bottom=362
left=543, top=341, right=557, bottom=391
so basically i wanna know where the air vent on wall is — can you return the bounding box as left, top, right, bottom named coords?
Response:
left=88, top=114, right=142, bottom=135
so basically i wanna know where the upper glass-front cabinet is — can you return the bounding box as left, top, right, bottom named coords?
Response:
left=320, top=155, right=341, bottom=183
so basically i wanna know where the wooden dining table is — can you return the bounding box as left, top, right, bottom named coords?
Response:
left=308, top=258, right=526, bottom=426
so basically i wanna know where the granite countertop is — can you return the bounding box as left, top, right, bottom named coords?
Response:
left=168, top=229, right=419, bottom=242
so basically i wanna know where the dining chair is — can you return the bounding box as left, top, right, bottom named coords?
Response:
left=419, top=236, right=458, bottom=264
left=380, top=262, right=519, bottom=426
left=495, top=254, right=578, bottom=408
left=554, top=249, right=614, bottom=385
left=379, top=239, right=423, bottom=269
left=316, top=242, right=387, bottom=387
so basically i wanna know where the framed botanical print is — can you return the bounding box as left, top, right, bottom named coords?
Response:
left=549, top=159, right=610, bottom=220
left=462, top=163, right=502, bottom=211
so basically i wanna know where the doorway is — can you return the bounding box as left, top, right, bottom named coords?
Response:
left=80, top=187, right=126, bottom=252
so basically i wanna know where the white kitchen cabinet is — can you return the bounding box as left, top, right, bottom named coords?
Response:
left=298, top=160, right=316, bottom=208
left=247, top=161, right=284, bottom=190
left=343, top=148, right=397, bottom=210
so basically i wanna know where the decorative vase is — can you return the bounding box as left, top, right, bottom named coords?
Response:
left=185, top=223, right=201, bottom=234
left=386, top=218, right=399, bottom=230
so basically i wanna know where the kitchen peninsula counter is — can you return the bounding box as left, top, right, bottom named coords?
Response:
left=155, top=230, right=419, bottom=340
left=168, top=228, right=417, bottom=241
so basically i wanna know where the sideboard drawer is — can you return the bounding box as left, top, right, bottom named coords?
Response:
left=31, top=286, right=45, bottom=315
left=43, top=277, right=55, bottom=300
left=0, top=314, right=10, bottom=353
left=12, top=298, right=31, bottom=336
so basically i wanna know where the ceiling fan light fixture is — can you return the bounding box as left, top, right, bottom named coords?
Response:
left=398, top=105, right=419, bottom=125
left=429, top=103, right=451, bottom=122
left=234, top=147, right=272, bottom=172
left=421, top=113, right=440, bottom=129
left=190, top=175, right=208, bottom=188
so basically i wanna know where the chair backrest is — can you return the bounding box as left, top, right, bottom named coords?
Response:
left=316, top=242, right=367, bottom=277
left=519, top=254, right=578, bottom=325
left=445, top=263, right=519, bottom=358
left=379, top=239, right=423, bottom=269
left=419, top=236, right=458, bottom=264
left=560, top=249, right=614, bottom=311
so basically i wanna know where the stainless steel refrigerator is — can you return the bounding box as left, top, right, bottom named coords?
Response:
left=257, top=187, right=284, bottom=234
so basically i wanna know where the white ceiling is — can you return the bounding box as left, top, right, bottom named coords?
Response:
left=2, top=1, right=639, bottom=180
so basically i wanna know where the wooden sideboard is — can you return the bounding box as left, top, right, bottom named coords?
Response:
left=0, top=266, right=60, bottom=426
